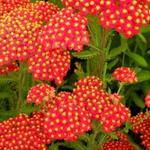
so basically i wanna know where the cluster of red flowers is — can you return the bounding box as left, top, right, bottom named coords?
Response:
left=28, top=48, right=71, bottom=85
left=44, top=92, right=91, bottom=141
left=0, top=112, right=51, bottom=150
left=0, top=0, right=29, bottom=17
left=112, top=67, right=138, bottom=84
left=42, top=76, right=131, bottom=135
left=0, top=7, right=41, bottom=65
left=103, top=131, right=135, bottom=149
left=61, top=0, right=101, bottom=15
left=29, top=1, right=60, bottom=23
left=37, top=7, right=89, bottom=52
left=62, top=0, right=150, bottom=37
left=130, top=112, right=150, bottom=150
left=103, top=141, right=135, bottom=150
left=0, top=1, right=89, bottom=84
left=100, top=104, right=131, bottom=132
left=27, top=83, right=55, bottom=105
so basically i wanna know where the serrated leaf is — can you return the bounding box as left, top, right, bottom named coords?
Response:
left=108, top=36, right=128, bottom=59
left=127, top=52, right=148, bottom=67
left=71, top=50, right=98, bottom=59
left=87, top=15, right=102, bottom=47
left=137, top=70, right=150, bottom=82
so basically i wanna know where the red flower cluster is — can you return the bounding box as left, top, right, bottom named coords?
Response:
left=30, top=1, right=60, bottom=23
left=103, top=141, right=135, bottom=150
left=112, top=67, right=138, bottom=83
left=72, top=76, right=130, bottom=132
left=28, top=48, right=71, bottom=85
left=100, top=104, right=131, bottom=132
left=0, top=112, right=50, bottom=150
left=0, top=7, right=41, bottom=66
left=144, top=91, right=150, bottom=108
left=27, top=83, right=55, bottom=105
left=0, top=0, right=29, bottom=16
left=75, top=76, right=103, bottom=89
left=0, top=62, right=19, bottom=74
left=37, top=7, right=89, bottom=52
left=104, top=131, right=135, bottom=149
left=131, top=112, right=150, bottom=150
left=0, top=1, right=60, bottom=66
left=44, top=92, right=91, bottom=141
left=62, top=0, right=150, bottom=37
left=61, top=0, right=101, bottom=15
left=99, top=0, right=150, bottom=37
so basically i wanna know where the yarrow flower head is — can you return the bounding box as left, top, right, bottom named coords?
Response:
left=100, top=104, right=131, bottom=132
left=0, top=7, right=41, bottom=66
left=130, top=112, right=150, bottom=149
left=61, top=0, right=101, bottom=15
left=27, top=83, right=55, bottom=105
left=30, top=1, right=60, bottom=23
left=0, top=112, right=50, bottom=149
left=62, top=0, right=150, bottom=37
left=112, top=67, right=138, bottom=83
left=37, top=7, right=89, bottom=52
left=0, top=0, right=29, bottom=16
left=144, top=91, right=150, bottom=108
left=103, top=141, right=135, bottom=150
left=99, top=0, right=150, bottom=38
left=0, top=2, right=59, bottom=66
left=72, top=76, right=110, bottom=120
left=75, top=76, right=103, bottom=89
left=28, top=48, right=71, bottom=85
left=44, top=92, right=91, bottom=141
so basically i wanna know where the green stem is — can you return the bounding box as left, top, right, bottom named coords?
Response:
left=16, top=62, right=25, bottom=112
left=103, top=37, right=112, bottom=89
left=117, top=83, right=124, bottom=94
left=98, top=28, right=110, bottom=79
left=98, top=134, right=107, bottom=150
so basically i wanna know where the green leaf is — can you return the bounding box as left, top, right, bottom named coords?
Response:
left=107, top=58, right=119, bottom=70
left=87, top=15, right=102, bottom=47
left=137, top=70, right=150, bottom=82
left=127, top=52, right=148, bottom=67
left=71, top=49, right=98, bottom=59
left=107, top=132, right=118, bottom=140
left=108, top=36, right=128, bottom=59
left=123, top=121, right=132, bottom=133
left=21, top=104, right=37, bottom=114
left=137, top=34, right=147, bottom=43
left=48, top=142, right=59, bottom=150
left=132, top=93, right=145, bottom=108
